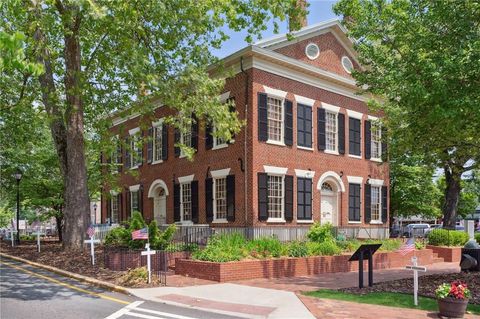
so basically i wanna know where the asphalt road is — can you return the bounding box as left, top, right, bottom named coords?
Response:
left=0, top=256, right=241, bottom=319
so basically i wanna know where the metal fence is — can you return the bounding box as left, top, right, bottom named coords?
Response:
left=93, top=224, right=119, bottom=242
left=159, top=224, right=213, bottom=246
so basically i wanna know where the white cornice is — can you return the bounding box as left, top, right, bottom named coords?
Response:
left=321, top=102, right=340, bottom=113
left=295, top=169, right=315, bottom=178
left=294, top=94, right=315, bottom=106
left=347, top=110, right=363, bottom=120
left=210, top=168, right=231, bottom=178
left=178, top=174, right=195, bottom=184
left=347, top=176, right=363, bottom=184
left=263, top=165, right=288, bottom=175
left=263, top=86, right=288, bottom=99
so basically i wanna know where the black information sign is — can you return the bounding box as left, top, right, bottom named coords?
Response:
left=348, top=244, right=382, bottom=288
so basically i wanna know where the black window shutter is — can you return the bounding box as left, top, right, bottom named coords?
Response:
left=305, top=178, right=312, bottom=219
left=191, top=120, right=198, bottom=151
left=364, top=183, right=371, bottom=223
left=147, top=127, right=154, bottom=163
left=349, top=118, right=361, bottom=156
left=138, top=186, right=143, bottom=214
left=317, top=108, right=326, bottom=150
left=227, top=97, right=236, bottom=143
left=284, top=175, right=294, bottom=221
left=116, top=142, right=123, bottom=172
left=381, top=126, right=388, bottom=161
left=125, top=137, right=131, bottom=169
left=365, top=120, right=371, bottom=159
left=258, top=93, right=268, bottom=141
left=205, top=178, right=213, bottom=222
left=226, top=175, right=235, bottom=222
left=382, top=186, right=388, bottom=223
left=205, top=123, right=213, bottom=150
left=297, top=178, right=304, bottom=220
left=305, top=105, right=312, bottom=148
left=297, top=104, right=305, bottom=147
left=258, top=173, right=268, bottom=221
left=162, top=123, right=168, bottom=160
left=338, top=113, right=345, bottom=155
left=284, top=99, right=293, bottom=146
left=191, top=181, right=199, bottom=223
left=137, top=133, right=143, bottom=166
left=173, top=183, right=180, bottom=222
left=174, top=128, right=181, bottom=157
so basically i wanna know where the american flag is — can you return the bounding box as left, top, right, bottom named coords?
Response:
left=86, top=225, right=96, bottom=238
left=398, top=237, right=415, bottom=256
left=132, top=227, right=149, bottom=240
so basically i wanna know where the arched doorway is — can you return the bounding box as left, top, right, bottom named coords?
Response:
left=317, top=171, right=345, bottom=226
left=148, top=179, right=169, bottom=225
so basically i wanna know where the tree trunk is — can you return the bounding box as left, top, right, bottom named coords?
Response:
left=55, top=211, right=63, bottom=242
left=443, top=165, right=462, bottom=229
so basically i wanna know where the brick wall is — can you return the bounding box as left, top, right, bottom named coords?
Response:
left=104, top=249, right=189, bottom=271
left=426, top=245, right=462, bottom=263
left=175, top=249, right=434, bottom=282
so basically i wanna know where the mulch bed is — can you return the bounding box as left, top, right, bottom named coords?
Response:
left=0, top=240, right=163, bottom=288
left=341, top=272, right=480, bottom=305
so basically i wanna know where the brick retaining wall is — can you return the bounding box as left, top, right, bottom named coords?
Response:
left=426, top=245, right=462, bottom=263
left=175, top=249, right=434, bottom=282
left=104, top=249, right=190, bottom=271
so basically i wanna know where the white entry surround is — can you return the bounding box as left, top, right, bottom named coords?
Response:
left=147, top=179, right=169, bottom=225
left=317, top=171, right=345, bottom=227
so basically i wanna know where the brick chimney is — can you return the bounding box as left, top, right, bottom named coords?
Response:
left=289, top=0, right=308, bottom=31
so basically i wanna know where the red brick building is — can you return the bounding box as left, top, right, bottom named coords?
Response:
left=101, top=19, right=389, bottom=238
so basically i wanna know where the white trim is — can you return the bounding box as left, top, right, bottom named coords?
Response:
left=370, top=221, right=384, bottom=225
left=151, top=159, right=163, bottom=165
left=263, top=85, right=288, bottom=99
left=152, top=118, right=164, bottom=127
left=297, top=220, right=314, bottom=224
left=317, top=171, right=346, bottom=192
left=129, top=184, right=140, bottom=192
left=324, top=149, right=340, bottom=156
left=341, top=56, right=354, bottom=74
left=321, top=102, right=340, bottom=113
left=211, top=219, right=228, bottom=224
left=219, top=91, right=230, bottom=102
left=210, top=168, right=231, bottom=179
left=266, top=140, right=286, bottom=147
left=266, top=218, right=286, bottom=223
left=368, top=115, right=379, bottom=121
left=147, top=179, right=169, bottom=198
left=294, top=169, right=315, bottom=179
left=368, top=179, right=384, bottom=186
left=305, top=43, right=320, bottom=60
left=347, top=110, right=363, bottom=120
left=109, top=190, right=119, bottom=196
left=212, top=144, right=228, bottom=151
left=263, top=165, right=288, bottom=175
left=128, top=127, right=140, bottom=135
left=370, top=158, right=383, bottom=163
left=294, top=94, right=315, bottom=106
left=347, top=176, right=363, bottom=184
left=178, top=174, right=195, bottom=184
left=297, top=146, right=314, bottom=152
left=348, top=221, right=362, bottom=224
left=348, top=154, right=362, bottom=159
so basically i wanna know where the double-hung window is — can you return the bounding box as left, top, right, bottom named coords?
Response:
left=371, top=124, right=382, bottom=159
left=153, top=124, right=163, bottom=162
left=129, top=128, right=142, bottom=168
left=180, top=123, right=192, bottom=157
left=370, top=186, right=381, bottom=222
left=130, top=190, right=139, bottom=212
left=214, top=177, right=227, bottom=220
left=213, top=127, right=227, bottom=148
left=325, top=111, right=337, bottom=152
left=180, top=182, right=192, bottom=221
left=348, top=183, right=361, bottom=222
left=268, top=175, right=284, bottom=219
left=297, top=177, right=312, bottom=220
left=111, top=194, right=119, bottom=223
left=349, top=118, right=361, bottom=156
left=267, top=96, right=284, bottom=143
left=297, top=103, right=312, bottom=148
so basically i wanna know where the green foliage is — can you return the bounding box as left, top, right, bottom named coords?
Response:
left=435, top=282, right=471, bottom=300
left=307, top=241, right=342, bottom=256
left=475, top=233, right=480, bottom=245
left=247, top=236, right=284, bottom=258
left=437, top=177, right=479, bottom=218
left=415, top=241, right=426, bottom=250
left=307, top=222, right=335, bottom=243
left=192, top=233, right=247, bottom=262
left=0, top=31, right=43, bottom=74
left=20, top=234, right=36, bottom=241
left=165, top=243, right=199, bottom=253
left=119, top=267, right=148, bottom=286
left=104, top=227, right=130, bottom=248
left=427, top=229, right=469, bottom=247
left=287, top=240, right=309, bottom=257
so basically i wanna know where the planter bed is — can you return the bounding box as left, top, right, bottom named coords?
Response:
left=104, top=248, right=190, bottom=271
left=175, top=249, right=434, bottom=282
left=426, top=245, right=462, bottom=263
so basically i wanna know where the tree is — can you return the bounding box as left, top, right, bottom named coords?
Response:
left=1, top=0, right=306, bottom=249
left=334, top=0, right=480, bottom=229
left=437, top=171, right=480, bottom=219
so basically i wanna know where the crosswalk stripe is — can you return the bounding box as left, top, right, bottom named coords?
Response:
left=126, top=311, right=169, bottom=319
left=105, top=301, right=144, bottom=319
left=133, top=307, right=200, bottom=319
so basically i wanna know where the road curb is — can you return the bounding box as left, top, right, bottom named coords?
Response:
left=0, top=252, right=129, bottom=294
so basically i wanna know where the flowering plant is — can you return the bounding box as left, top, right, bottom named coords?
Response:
left=435, top=281, right=471, bottom=300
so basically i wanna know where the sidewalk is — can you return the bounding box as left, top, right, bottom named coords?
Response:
left=128, top=262, right=466, bottom=319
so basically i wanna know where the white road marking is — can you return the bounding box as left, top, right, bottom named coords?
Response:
left=134, top=306, right=200, bottom=319
left=105, top=300, right=200, bottom=319
left=105, top=301, right=144, bottom=319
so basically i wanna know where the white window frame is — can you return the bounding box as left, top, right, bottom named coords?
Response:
left=109, top=190, right=120, bottom=224
left=266, top=174, right=285, bottom=223
left=370, top=185, right=382, bottom=224
left=212, top=126, right=228, bottom=150
left=370, top=123, right=382, bottom=162
left=210, top=168, right=230, bottom=223
left=152, top=120, right=164, bottom=164
left=128, top=128, right=141, bottom=169
left=179, top=123, right=192, bottom=158
left=325, top=111, right=338, bottom=154
left=180, top=182, right=192, bottom=223
left=266, top=95, right=285, bottom=145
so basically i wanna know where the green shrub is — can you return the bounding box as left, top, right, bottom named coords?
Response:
left=336, top=239, right=361, bottom=252
left=415, top=241, right=426, bottom=250
left=165, top=243, right=199, bottom=252
left=119, top=267, right=148, bottom=286
left=104, top=227, right=130, bottom=247
left=428, top=229, right=469, bottom=246
left=247, top=236, right=284, bottom=258
left=20, top=234, right=35, bottom=241
left=287, top=240, right=309, bottom=257
left=307, top=222, right=335, bottom=243
left=192, top=233, right=247, bottom=262
left=150, top=223, right=177, bottom=250
left=475, top=232, right=480, bottom=245
left=307, top=240, right=342, bottom=256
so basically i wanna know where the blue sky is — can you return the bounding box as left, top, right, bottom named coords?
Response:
left=212, top=0, right=339, bottom=58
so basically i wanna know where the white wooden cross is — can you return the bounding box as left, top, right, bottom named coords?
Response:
left=405, top=256, right=427, bottom=306
left=141, top=243, right=156, bottom=284
left=84, top=236, right=100, bottom=265
left=32, top=226, right=42, bottom=252
left=9, top=229, right=17, bottom=247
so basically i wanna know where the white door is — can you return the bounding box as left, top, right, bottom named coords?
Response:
left=153, top=196, right=166, bottom=225
left=321, top=195, right=335, bottom=225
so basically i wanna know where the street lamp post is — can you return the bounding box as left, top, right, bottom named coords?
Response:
left=14, top=168, right=22, bottom=244
left=93, top=202, right=97, bottom=225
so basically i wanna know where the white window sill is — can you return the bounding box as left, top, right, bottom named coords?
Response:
left=370, top=221, right=383, bottom=225
left=179, top=154, right=186, bottom=159
left=370, top=158, right=383, bottom=163
left=324, top=149, right=339, bottom=155
left=177, top=220, right=194, bottom=225
left=130, top=165, right=139, bottom=170
left=297, top=219, right=314, bottom=224
left=266, top=140, right=286, bottom=147
left=348, top=221, right=362, bottom=224
left=297, top=146, right=314, bottom=151
left=266, top=218, right=286, bottom=223
left=151, top=159, right=163, bottom=165
left=348, top=154, right=362, bottom=159
left=212, top=144, right=228, bottom=150
left=212, top=219, right=228, bottom=224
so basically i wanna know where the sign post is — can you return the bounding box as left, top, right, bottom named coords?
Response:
left=84, top=236, right=100, bottom=265
left=141, top=243, right=156, bottom=284
left=9, top=229, right=17, bottom=247
left=33, top=225, right=42, bottom=253
left=405, top=256, right=427, bottom=306
left=348, top=244, right=382, bottom=288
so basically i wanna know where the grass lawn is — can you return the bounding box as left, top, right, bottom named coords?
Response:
left=303, top=289, right=480, bottom=315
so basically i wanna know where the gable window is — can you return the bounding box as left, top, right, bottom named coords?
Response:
left=348, top=183, right=361, bottom=222
left=371, top=124, right=382, bottom=159
left=267, top=96, right=284, bottom=142
left=325, top=111, right=337, bottom=152
left=370, top=186, right=381, bottom=222
left=181, top=182, right=192, bottom=221
left=214, top=177, right=227, bottom=220
left=349, top=118, right=361, bottom=156
left=268, top=175, right=284, bottom=219
left=297, top=177, right=312, bottom=220
left=153, top=124, right=163, bottom=162
left=297, top=103, right=312, bottom=148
